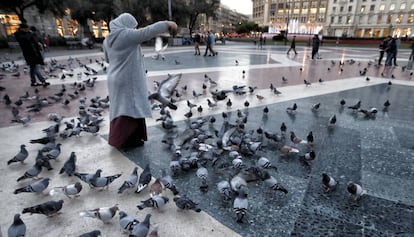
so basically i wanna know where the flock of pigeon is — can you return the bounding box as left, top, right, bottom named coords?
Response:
left=0, top=46, right=406, bottom=237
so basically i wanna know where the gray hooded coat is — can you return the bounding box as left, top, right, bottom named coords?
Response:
left=103, top=13, right=170, bottom=121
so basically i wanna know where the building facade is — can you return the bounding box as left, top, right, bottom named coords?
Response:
left=252, top=0, right=414, bottom=38
left=327, top=0, right=414, bottom=38
left=252, top=0, right=327, bottom=35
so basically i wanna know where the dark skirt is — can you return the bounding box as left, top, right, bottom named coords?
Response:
left=109, top=116, right=147, bottom=148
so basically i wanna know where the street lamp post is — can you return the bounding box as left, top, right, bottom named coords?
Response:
left=168, top=0, right=172, bottom=21
left=285, top=0, right=290, bottom=45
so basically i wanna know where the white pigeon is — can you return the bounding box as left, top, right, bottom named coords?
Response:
left=79, top=204, right=119, bottom=223
left=153, top=36, right=168, bottom=60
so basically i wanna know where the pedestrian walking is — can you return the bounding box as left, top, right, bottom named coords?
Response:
left=311, top=34, right=320, bottom=60
left=392, top=36, right=400, bottom=66
left=14, top=23, right=49, bottom=87
left=203, top=31, right=216, bottom=56
left=193, top=31, right=201, bottom=55
left=287, top=35, right=297, bottom=55
left=377, top=36, right=390, bottom=66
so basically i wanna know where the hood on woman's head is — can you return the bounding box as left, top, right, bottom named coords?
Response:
left=110, top=13, right=138, bottom=30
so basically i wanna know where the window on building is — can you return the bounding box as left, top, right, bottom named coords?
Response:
left=333, top=7, right=336, bottom=12
left=379, top=4, right=385, bottom=11
left=350, top=0, right=353, bottom=2
left=408, top=14, right=414, bottom=23
left=348, top=6, right=352, bottom=12
left=400, top=3, right=406, bottom=10
left=377, top=15, right=382, bottom=24
left=370, top=5, right=375, bottom=11
left=340, top=6, right=344, bottom=12
left=338, top=16, right=342, bottom=24
left=396, top=14, right=403, bottom=23
left=360, top=6, right=365, bottom=13
left=390, top=4, right=395, bottom=11
left=411, top=3, right=414, bottom=10
left=331, top=16, right=335, bottom=24
left=386, top=15, right=392, bottom=24
left=347, top=16, right=351, bottom=24
left=333, top=0, right=337, bottom=3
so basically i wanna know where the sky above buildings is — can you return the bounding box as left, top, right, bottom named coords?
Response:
left=221, top=0, right=252, bottom=15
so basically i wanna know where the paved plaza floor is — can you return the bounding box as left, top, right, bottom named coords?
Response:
left=0, top=41, right=413, bottom=236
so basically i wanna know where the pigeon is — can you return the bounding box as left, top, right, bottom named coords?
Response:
left=358, top=108, right=378, bottom=118
left=328, top=114, right=337, bottom=127
left=79, top=230, right=102, bottom=237
left=59, top=151, right=77, bottom=176
left=90, top=173, right=122, bottom=190
left=148, top=73, right=182, bottom=110
left=259, top=169, right=288, bottom=194
left=263, top=106, right=269, bottom=114
left=173, top=195, right=201, bottom=212
left=273, top=87, right=282, bottom=96
left=217, top=180, right=233, bottom=201
left=136, top=164, right=152, bottom=193
left=74, top=169, right=102, bottom=187
left=196, top=164, right=209, bottom=191
left=22, top=200, right=64, bottom=217
left=8, top=214, right=26, bottom=237
left=304, top=79, right=311, bottom=86
left=347, top=100, right=361, bottom=110
left=207, top=99, right=217, bottom=109
left=347, top=182, right=366, bottom=201
left=322, top=173, right=338, bottom=193
left=299, top=150, right=316, bottom=165
left=11, top=114, right=31, bottom=126
left=278, top=144, right=299, bottom=155
left=14, top=178, right=50, bottom=194
left=256, top=94, right=264, bottom=100
left=154, top=36, right=167, bottom=59
left=311, top=102, right=321, bottom=111
left=186, top=100, right=197, bottom=109
left=282, top=76, right=288, bottom=83
left=340, top=99, right=346, bottom=106
left=46, top=143, right=62, bottom=160
left=79, top=205, right=119, bottom=223
left=49, top=182, right=83, bottom=198
left=7, top=144, right=28, bottom=165
left=280, top=122, right=287, bottom=135
left=290, top=131, right=307, bottom=144
left=233, top=189, right=248, bottom=223
left=226, top=98, right=232, bottom=108
left=137, top=195, right=169, bottom=210
left=149, top=178, right=163, bottom=196
left=160, top=169, right=179, bottom=195
left=119, top=210, right=139, bottom=234
left=130, top=214, right=151, bottom=237
left=383, top=100, right=391, bottom=109
left=306, top=131, right=314, bottom=145
left=286, top=103, right=297, bottom=114
left=256, top=157, right=278, bottom=171
left=16, top=160, right=43, bottom=181
left=118, top=167, right=138, bottom=194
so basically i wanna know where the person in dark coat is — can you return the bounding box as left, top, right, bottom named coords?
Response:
left=14, top=24, right=49, bottom=87
left=287, top=35, right=297, bottom=55
left=193, top=31, right=201, bottom=55
left=311, top=34, right=320, bottom=59
left=384, top=37, right=397, bottom=67
left=377, top=36, right=390, bottom=66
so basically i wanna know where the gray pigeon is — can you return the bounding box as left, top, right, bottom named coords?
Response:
left=8, top=213, right=26, bottom=237
left=119, top=210, right=139, bottom=234
left=16, top=160, right=43, bottom=181
left=173, top=195, right=201, bottom=212
left=160, top=169, right=179, bottom=195
left=233, top=189, right=248, bottom=223
left=90, top=173, right=122, bottom=190
left=79, top=205, right=119, bottom=223
left=217, top=180, right=232, bottom=201
left=14, top=177, right=50, bottom=194
left=148, top=74, right=182, bottom=110
left=49, top=182, right=83, bottom=198
left=22, top=199, right=64, bottom=217
left=130, top=214, right=151, bottom=237
left=79, top=230, right=101, bottom=237
left=74, top=169, right=102, bottom=187
left=196, top=164, right=209, bottom=191
left=322, top=173, right=338, bottom=193
left=7, top=144, right=28, bottom=165
left=260, top=169, right=288, bottom=194
left=59, top=151, right=77, bottom=176
left=347, top=182, right=366, bottom=201
left=136, top=164, right=152, bottom=193
left=118, top=167, right=138, bottom=194
left=46, top=143, right=62, bottom=160
left=137, top=195, right=169, bottom=210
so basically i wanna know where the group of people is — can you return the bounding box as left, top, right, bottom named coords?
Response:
left=14, top=23, right=50, bottom=87
left=378, top=35, right=400, bottom=67
left=287, top=34, right=321, bottom=59
left=193, top=31, right=218, bottom=57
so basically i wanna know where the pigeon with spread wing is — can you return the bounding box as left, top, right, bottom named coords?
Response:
left=148, top=73, right=182, bottom=110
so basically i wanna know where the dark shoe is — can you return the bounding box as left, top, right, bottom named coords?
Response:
left=31, top=82, right=41, bottom=87
left=42, top=82, right=50, bottom=87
